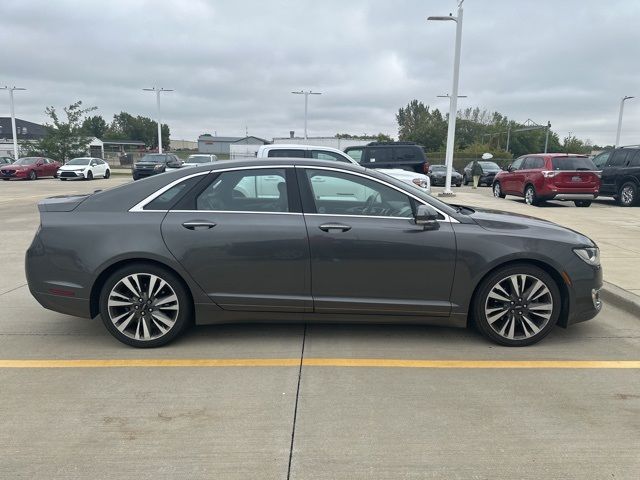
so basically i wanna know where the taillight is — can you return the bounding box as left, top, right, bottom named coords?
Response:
left=542, top=171, right=557, bottom=178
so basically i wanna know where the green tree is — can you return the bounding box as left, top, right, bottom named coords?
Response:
left=23, top=101, right=97, bottom=162
left=107, top=112, right=170, bottom=150
left=396, top=100, right=447, bottom=151
left=336, top=133, right=393, bottom=141
left=81, top=115, right=108, bottom=138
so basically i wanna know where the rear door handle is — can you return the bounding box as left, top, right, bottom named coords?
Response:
left=182, top=221, right=217, bottom=230
left=319, top=223, right=352, bottom=232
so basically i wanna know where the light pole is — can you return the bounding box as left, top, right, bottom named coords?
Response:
left=291, top=90, right=322, bottom=140
left=1, top=86, right=27, bottom=160
left=143, top=87, right=173, bottom=153
left=428, top=0, right=465, bottom=196
left=615, top=96, right=634, bottom=147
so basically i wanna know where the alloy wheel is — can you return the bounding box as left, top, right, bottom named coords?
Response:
left=620, top=184, right=636, bottom=206
left=493, top=183, right=502, bottom=198
left=484, top=274, right=553, bottom=341
left=107, top=273, right=180, bottom=341
left=525, top=186, right=535, bottom=205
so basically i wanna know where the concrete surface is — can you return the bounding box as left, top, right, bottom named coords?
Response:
left=0, top=177, right=639, bottom=479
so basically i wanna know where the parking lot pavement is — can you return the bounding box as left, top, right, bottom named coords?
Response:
left=1, top=177, right=639, bottom=479
left=432, top=185, right=640, bottom=296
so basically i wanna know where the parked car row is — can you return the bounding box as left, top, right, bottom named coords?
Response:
left=0, top=156, right=112, bottom=181
left=491, top=146, right=640, bottom=207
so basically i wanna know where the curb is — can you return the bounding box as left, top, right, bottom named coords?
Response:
left=601, top=281, right=640, bottom=316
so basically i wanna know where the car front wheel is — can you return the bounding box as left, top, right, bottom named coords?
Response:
left=493, top=182, right=506, bottom=198
left=99, top=264, right=192, bottom=348
left=618, top=182, right=637, bottom=207
left=104, top=169, right=110, bottom=179
left=473, top=264, right=560, bottom=346
left=28, top=170, right=37, bottom=181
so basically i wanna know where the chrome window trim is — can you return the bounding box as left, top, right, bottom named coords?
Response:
left=170, top=210, right=302, bottom=216
left=128, top=165, right=293, bottom=213
left=297, top=165, right=458, bottom=223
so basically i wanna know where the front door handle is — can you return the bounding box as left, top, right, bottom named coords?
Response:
left=319, top=223, right=352, bottom=232
left=182, top=221, right=217, bottom=230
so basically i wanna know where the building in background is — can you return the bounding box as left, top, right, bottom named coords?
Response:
left=170, top=139, right=198, bottom=150
left=0, top=117, right=47, bottom=157
left=199, top=134, right=269, bottom=156
left=272, top=136, right=370, bottom=150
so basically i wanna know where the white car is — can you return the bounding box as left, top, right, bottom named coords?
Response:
left=58, top=157, right=110, bottom=181
left=256, top=144, right=430, bottom=193
left=183, top=154, right=217, bottom=167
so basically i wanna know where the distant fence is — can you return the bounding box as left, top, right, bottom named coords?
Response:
left=427, top=156, right=511, bottom=170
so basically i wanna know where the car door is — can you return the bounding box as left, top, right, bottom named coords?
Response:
left=508, top=157, right=528, bottom=194
left=160, top=167, right=312, bottom=312
left=501, top=157, right=523, bottom=193
left=600, top=149, right=631, bottom=195
left=297, top=166, right=456, bottom=316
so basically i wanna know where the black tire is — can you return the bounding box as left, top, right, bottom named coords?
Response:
left=473, top=263, right=561, bottom=347
left=574, top=200, right=591, bottom=207
left=463, top=174, right=469, bottom=186
left=524, top=184, right=538, bottom=206
left=99, top=263, right=193, bottom=348
left=86, top=170, right=93, bottom=181
left=28, top=170, right=37, bottom=181
left=104, top=169, right=110, bottom=179
left=60, top=178, right=67, bottom=181
left=617, top=182, right=637, bottom=207
left=2, top=178, right=9, bottom=181
left=493, top=182, right=506, bottom=198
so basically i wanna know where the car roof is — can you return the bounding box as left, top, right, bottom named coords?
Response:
left=523, top=153, right=588, bottom=158
left=183, top=157, right=366, bottom=174
left=259, top=144, right=346, bottom=154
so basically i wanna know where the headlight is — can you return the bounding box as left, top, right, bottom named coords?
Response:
left=574, top=247, right=600, bottom=266
left=412, top=178, right=428, bottom=188
left=153, top=164, right=164, bottom=171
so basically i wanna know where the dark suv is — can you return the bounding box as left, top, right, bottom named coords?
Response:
left=344, top=142, right=429, bottom=173
left=599, top=146, right=640, bottom=206
left=132, top=153, right=182, bottom=180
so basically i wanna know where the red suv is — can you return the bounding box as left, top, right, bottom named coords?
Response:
left=492, top=154, right=600, bottom=207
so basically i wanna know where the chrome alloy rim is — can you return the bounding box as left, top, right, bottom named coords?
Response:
left=493, top=183, right=501, bottom=197
left=484, top=274, right=553, bottom=340
left=621, top=185, right=634, bottom=205
left=107, top=273, right=179, bottom=341
left=525, top=187, right=534, bottom=204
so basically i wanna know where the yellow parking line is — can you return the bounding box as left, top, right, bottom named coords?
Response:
left=0, top=359, right=638, bottom=369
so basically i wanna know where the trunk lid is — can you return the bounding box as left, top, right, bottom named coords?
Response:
left=37, top=194, right=92, bottom=212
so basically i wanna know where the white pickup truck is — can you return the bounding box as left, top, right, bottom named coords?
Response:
left=255, top=144, right=431, bottom=194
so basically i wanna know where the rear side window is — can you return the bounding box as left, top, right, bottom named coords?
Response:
left=551, top=157, right=596, bottom=171
left=608, top=150, right=630, bottom=167
left=267, top=149, right=306, bottom=158
left=629, top=150, right=640, bottom=167
left=367, top=147, right=393, bottom=163
left=144, top=175, right=204, bottom=210
left=394, top=147, right=422, bottom=162
left=527, top=158, right=545, bottom=169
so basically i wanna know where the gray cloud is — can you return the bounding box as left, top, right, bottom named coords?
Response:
left=1, top=0, right=639, bottom=146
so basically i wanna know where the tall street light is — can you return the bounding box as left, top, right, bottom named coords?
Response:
left=615, top=95, right=634, bottom=147
left=1, top=86, right=27, bottom=160
left=143, top=87, right=173, bottom=153
left=291, top=90, right=322, bottom=140
left=428, top=0, right=465, bottom=196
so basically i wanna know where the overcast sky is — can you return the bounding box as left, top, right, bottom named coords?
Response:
left=2, top=0, right=639, bottom=146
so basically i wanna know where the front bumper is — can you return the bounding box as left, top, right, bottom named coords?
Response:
left=1, top=170, right=26, bottom=178
left=58, top=171, right=85, bottom=179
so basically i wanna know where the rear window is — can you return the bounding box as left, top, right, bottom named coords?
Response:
left=551, top=157, right=596, bottom=171
left=267, top=149, right=306, bottom=158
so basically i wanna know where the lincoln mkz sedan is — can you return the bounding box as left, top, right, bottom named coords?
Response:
left=26, top=159, right=603, bottom=347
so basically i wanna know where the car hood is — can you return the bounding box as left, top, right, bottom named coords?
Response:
left=134, top=162, right=162, bottom=167
left=59, top=164, right=87, bottom=170
left=462, top=206, right=595, bottom=246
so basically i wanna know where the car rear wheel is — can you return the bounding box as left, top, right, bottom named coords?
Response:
left=473, top=264, right=560, bottom=346
left=618, top=182, right=637, bottom=207
left=28, top=170, right=37, bottom=181
left=493, top=182, right=506, bottom=198
left=99, top=264, right=192, bottom=348
left=104, top=169, right=110, bottom=179
left=524, top=185, right=538, bottom=206
left=574, top=200, right=591, bottom=207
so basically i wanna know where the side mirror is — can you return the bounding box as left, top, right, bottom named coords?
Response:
left=414, top=204, right=439, bottom=227
left=505, top=165, right=512, bottom=172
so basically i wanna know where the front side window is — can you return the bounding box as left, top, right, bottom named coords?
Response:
left=267, top=149, right=306, bottom=158
left=311, top=150, right=351, bottom=163
left=593, top=151, right=611, bottom=168
left=345, top=148, right=363, bottom=163
left=510, top=158, right=524, bottom=170
left=608, top=150, right=630, bottom=167
left=304, top=169, right=413, bottom=218
left=196, top=168, right=289, bottom=212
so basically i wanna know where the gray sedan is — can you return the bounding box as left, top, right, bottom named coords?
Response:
left=26, top=159, right=603, bottom=347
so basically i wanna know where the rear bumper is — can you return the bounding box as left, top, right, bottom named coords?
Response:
left=564, top=265, right=603, bottom=327
left=29, top=290, right=91, bottom=318
left=550, top=193, right=597, bottom=201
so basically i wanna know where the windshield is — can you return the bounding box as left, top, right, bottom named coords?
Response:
left=14, top=157, right=39, bottom=165
left=139, top=154, right=167, bottom=163
left=187, top=155, right=213, bottom=163
left=479, top=161, right=500, bottom=169
left=552, top=156, right=596, bottom=171
left=66, top=158, right=91, bottom=165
